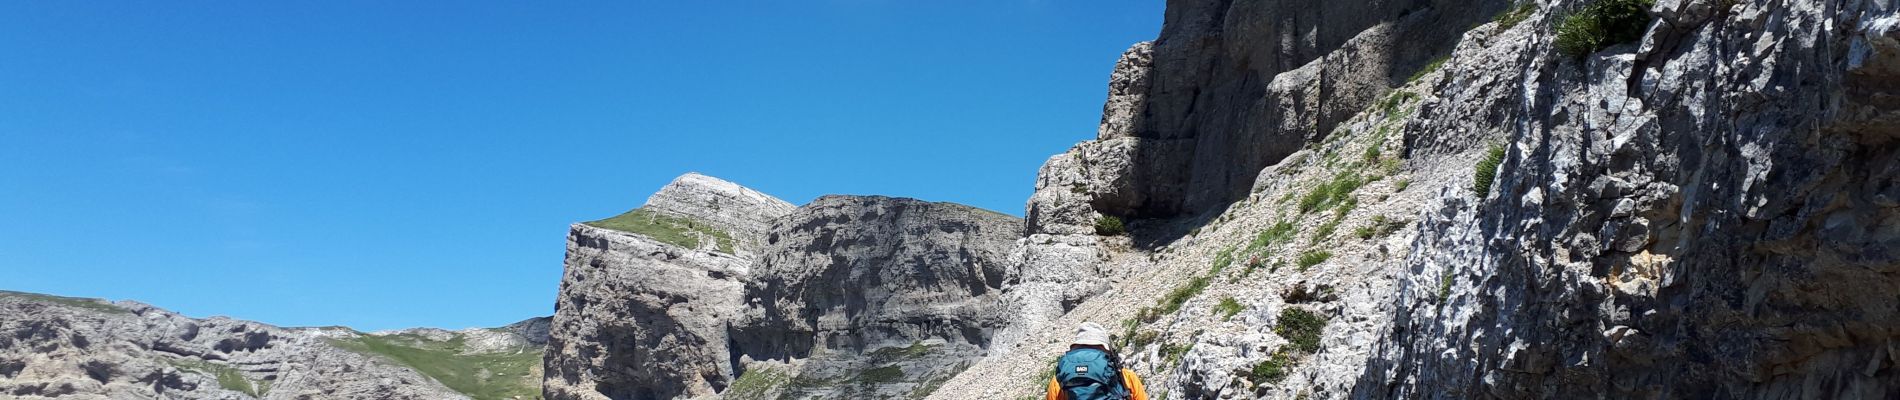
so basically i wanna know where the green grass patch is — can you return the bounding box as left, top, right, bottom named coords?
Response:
left=724, top=365, right=791, bottom=400
left=0, top=290, right=130, bottom=314
left=1161, top=342, right=1193, bottom=366
left=1393, top=179, right=1412, bottom=192
left=1555, top=0, right=1655, bottom=57
left=1495, top=1, right=1538, bottom=31
left=1353, top=215, right=1409, bottom=240
left=1295, top=251, right=1331, bottom=271
left=1378, top=91, right=1420, bottom=118
left=1274, top=308, right=1329, bottom=353
left=1247, top=221, right=1299, bottom=254
left=867, top=341, right=939, bottom=362
left=166, top=358, right=266, bottom=396
left=585, top=207, right=735, bottom=253
left=1094, top=215, right=1126, bottom=236
left=1298, top=173, right=1366, bottom=214
left=1472, top=144, right=1507, bottom=195
left=1215, top=297, right=1244, bottom=321
left=327, top=333, right=541, bottom=400
left=1211, top=246, right=1236, bottom=275
left=854, top=366, right=905, bottom=385
left=1157, top=275, right=1213, bottom=316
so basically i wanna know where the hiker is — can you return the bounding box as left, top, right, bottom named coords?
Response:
left=1045, top=322, right=1149, bottom=400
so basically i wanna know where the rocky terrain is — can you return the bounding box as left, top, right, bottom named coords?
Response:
left=0, top=290, right=550, bottom=400
left=552, top=0, right=1899, bottom=399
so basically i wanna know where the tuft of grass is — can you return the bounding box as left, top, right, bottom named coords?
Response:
left=1554, top=0, right=1656, bottom=57
left=1274, top=308, right=1329, bottom=353
left=1405, top=55, right=1451, bottom=84
left=1354, top=215, right=1409, bottom=240
left=1439, top=268, right=1456, bottom=301
left=1094, top=215, right=1127, bottom=236
left=1161, top=343, right=1193, bottom=365
left=1158, top=275, right=1213, bottom=315
left=1494, top=1, right=1538, bottom=31
left=1298, top=173, right=1366, bottom=214
left=1295, top=251, right=1332, bottom=271
left=1378, top=91, right=1421, bottom=117
left=586, top=208, right=736, bottom=253
left=1247, top=221, right=1299, bottom=254
left=1249, top=350, right=1295, bottom=384
left=1215, top=297, right=1244, bottom=321
left=1473, top=144, right=1507, bottom=195
left=1312, top=219, right=1343, bottom=244
left=1393, top=179, right=1413, bottom=192
left=327, top=333, right=542, bottom=400
left=1211, top=247, right=1236, bottom=275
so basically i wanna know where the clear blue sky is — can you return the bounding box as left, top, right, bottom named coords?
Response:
left=0, top=2, right=1161, bottom=331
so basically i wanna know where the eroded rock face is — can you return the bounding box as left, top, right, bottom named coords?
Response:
left=733, top=195, right=1020, bottom=359
left=1364, top=1, right=1900, bottom=398
left=1080, top=0, right=1510, bottom=219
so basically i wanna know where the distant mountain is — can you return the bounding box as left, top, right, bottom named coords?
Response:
left=0, top=290, right=549, bottom=399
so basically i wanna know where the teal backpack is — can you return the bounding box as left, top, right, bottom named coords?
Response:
left=1054, top=348, right=1128, bottom=400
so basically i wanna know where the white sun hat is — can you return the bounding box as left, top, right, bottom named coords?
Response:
left=1072, top=322, right=1112, bottom=348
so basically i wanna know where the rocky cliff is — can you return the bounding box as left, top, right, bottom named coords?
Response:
left=544, top=175, right=1023, bottom=400
left=925, top=0, right=1900, bottom=399
left=0, top=290, right=548, bottom=400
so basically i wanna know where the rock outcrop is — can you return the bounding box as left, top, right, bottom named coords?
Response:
left=545, top=175, right=1022, bottom=400
left=544, top=173, right=794, bottom=400
left=0, top=290, right=546, bottom=400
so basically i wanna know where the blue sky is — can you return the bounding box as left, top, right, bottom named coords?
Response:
left=0, top=1, right=1162, bottom=331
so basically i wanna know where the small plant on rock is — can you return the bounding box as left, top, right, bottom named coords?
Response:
left=1554, top=0, right=1656, bottom=57
left=1094, top=215, right=1126, bottom=236
left=1472, top=144, right=1507, bottom=195
left=1215, top=297, right=1244, bottom=321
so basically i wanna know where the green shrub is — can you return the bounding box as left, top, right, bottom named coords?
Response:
left=1554, top=0, right=1655, bottom=57
left=1215, top=297, right=1244, bottom=321
left=1274, top=308, right=1329, bottom=353
left=1472, top=144, right=1507, bottom=195
left=1377, top=91, right=1420, bottom=117
left=1494, top=1, right=1537, bottom=31
left=1094, top=215, right=1126, bottom=236
left=1295, top=251, right=1331, bottom=271
left=1439, top=268, right=1456, bottom=301
left=1249, top=351, right=1295, bottom=384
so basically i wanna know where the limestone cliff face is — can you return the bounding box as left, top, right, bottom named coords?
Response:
left=543, top=173, right=793, bottom=400
left=1078, top=0, right=1512, bottom=219
left=545, top=177, right=1022, bottom=400
left=733, top=195, right=1019, bottom=358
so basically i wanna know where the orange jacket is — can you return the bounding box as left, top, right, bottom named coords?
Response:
left=1044, top=368, right=1149, bottom=400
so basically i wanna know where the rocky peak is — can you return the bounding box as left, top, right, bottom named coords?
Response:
left=642, top=172, right=797, bottom=239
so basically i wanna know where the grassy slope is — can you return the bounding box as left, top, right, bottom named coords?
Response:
left=584, top=207, right=736, bottom=253
left=327, top=333, right=542, bottom=400
left=0, top=290, right=129, bottom=314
